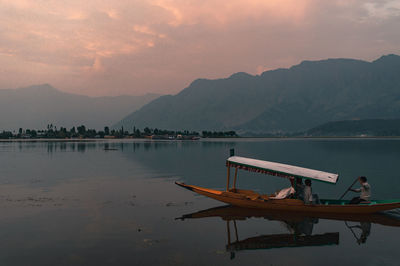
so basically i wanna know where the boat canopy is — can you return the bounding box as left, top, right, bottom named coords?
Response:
left=227, top=156, right=339, bottom=184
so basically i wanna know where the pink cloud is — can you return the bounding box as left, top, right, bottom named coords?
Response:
left=0, top=0, right=399, bottom=96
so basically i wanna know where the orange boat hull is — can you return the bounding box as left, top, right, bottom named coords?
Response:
left=176, top=182, right=400, bottom=214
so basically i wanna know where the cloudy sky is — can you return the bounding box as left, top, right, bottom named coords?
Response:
left=0, top=0, right=399, bottom=96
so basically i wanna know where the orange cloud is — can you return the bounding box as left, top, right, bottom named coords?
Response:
left=0, top=0, right=398, bottom=96
left=151, top=0, right=312, bottom=27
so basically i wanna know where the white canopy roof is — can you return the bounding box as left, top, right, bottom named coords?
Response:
left=227, top=156, right=339, bottom=184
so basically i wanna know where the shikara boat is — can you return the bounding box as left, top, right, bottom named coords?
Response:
left=176, top=152, right=400, bottom=214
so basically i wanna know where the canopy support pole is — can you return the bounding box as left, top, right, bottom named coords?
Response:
left=233, top=168, right=238, bottom=189
left=226, top=163, right=231, bottom=191
left=293, top=178, right=297, bottom=199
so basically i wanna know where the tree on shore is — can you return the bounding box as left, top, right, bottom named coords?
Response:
left=0, top=124, right=238, bottom=139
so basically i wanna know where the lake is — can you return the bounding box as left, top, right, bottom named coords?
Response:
left=0, top=139, right=399, bottom=266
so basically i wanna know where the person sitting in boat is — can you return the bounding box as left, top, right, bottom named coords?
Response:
left=304, top=179, right=313, bottom=204
left=303, top=179, right=321, bottom=204
left=270, top=186, right=295, bottom=199
left=271, top=177, right=303, bottom=200
left=349, top=176, right=371, bottom=204
left=290, top=177, right=305, bottom=200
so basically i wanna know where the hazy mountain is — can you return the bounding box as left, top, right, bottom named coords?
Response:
left=115, top=54, right=400, bottom=134
left=0, top=84, right=160, bottom=131
left=305, top=119, right=400, bottom=137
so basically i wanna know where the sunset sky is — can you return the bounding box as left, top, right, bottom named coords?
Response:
left=0, top=0, right=399, bottom=96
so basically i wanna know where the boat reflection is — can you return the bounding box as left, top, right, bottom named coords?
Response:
left=177, top=205, right=400, bottom=258
left=224, top=218, right=339, bottom=255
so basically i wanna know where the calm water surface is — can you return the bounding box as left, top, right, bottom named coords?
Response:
left=0, top=139, right=399, bottom=266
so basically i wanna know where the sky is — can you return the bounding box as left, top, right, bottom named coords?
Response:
left=0, top=0, right=399, bottom=96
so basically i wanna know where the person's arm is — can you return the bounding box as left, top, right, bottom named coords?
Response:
left=351, top=187, right=361, bottom=192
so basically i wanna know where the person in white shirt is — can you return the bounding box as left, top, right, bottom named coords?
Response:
left=350, top=176, right=371, bottom=204
left=304, top=179, right=313, bottom=204
left=303, top=179, right=320, bottom=204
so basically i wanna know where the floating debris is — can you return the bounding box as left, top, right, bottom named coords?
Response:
left=143, top=238, right=160, bottom=246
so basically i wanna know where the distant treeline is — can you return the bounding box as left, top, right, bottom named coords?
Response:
left=0, top=124, right=238, bottom=139
left=201, top=131, right=237, bottom=138
left=304, top=119, right=400, bottom=137
left=239, top=119, right=400, bottom=137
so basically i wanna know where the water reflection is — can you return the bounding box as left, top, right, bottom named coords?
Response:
left=178, top=205, right=400, bottom=258
left=1, top=139, right=399, bottom=265
left=345, top=221, right=371, bottom=244
left=225, top=221, right=338, bottom=260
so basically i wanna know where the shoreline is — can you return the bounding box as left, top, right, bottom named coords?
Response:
left=1, top=136, right=400, bottom=142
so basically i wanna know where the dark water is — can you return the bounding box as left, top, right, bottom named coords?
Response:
left=0, top=139, right=399, bottom=266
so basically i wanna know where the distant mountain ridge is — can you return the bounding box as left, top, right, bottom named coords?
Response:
left=114, top=54, right=400, bottom=134
left=0, top=84, right=160, bottom=130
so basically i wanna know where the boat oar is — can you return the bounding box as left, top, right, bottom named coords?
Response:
left=338, top=177, right=359, bottom=200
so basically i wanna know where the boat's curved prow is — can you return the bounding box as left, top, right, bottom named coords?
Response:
left=175, top=182, right=225, bottom=198
left=175, top=182, right=194, bottom=191
left=175, top=182, right=223, bottom=194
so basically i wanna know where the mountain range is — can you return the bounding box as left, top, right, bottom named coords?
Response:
left=0, top=84, right=159, bottom=131
left=114, top=54, right=400, bottom=134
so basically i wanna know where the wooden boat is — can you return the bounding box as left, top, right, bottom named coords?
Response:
left=176, top=151, right=400, bottom=214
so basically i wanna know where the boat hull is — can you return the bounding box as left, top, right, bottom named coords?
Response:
left=175, top=182, right=400, bottom=214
